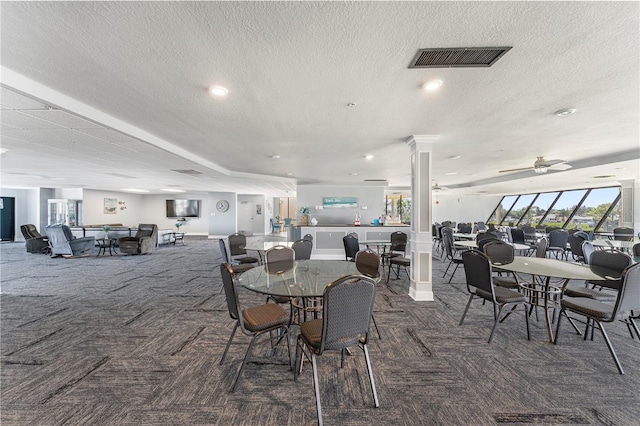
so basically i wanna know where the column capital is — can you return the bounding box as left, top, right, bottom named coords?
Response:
left=405, top=135, right=438, bottom=149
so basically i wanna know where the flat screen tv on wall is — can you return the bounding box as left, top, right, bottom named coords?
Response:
left=166, top=200, right=200, bottom=218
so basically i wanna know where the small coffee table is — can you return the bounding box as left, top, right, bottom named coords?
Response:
left=96, top=238, right=118, bottom=256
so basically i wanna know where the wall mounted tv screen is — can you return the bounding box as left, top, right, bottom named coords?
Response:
left=166, top=199, right=200, bottom=218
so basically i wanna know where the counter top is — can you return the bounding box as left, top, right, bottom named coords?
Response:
left=296, top=224, right=409, bottom=228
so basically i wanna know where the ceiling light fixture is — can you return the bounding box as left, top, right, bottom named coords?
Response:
left=271, top=154, right=281, bottom=159
left=445, top=172, right=457, bottom=176
left=534, top=165, right=548, bottom=174
left=423, top=79, right=443, bottom=91
left=555, top=108, right=576, bottom=116
left=364, top=154, right=374, bottom=160
left=285, top=172, right=294, bottom=176
left=209, top=85, right=229, bottom=97
left=161, top=188, right=186, bottom=193
left=449, top=155, right=461, bottom=160
left=347, top=102, right=357, bottom=107
left=122, top=188, right=150, bottom=193
left=0, top=148, right=8, bottom=155
left=350, top=172, right=358, bottom=176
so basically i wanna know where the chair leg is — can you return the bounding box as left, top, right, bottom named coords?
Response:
left=597, top=321, right=624, bottom=374
left=523, top=304, right=531, bottom=340
left=362, top=343, right=380, bottom=408
left=231, top=334, right=259, bottom=392
left=488, top=305, right=506, bottom=343
left=630, top=317, right=640, bottom=339
left=220, top=322, right=239, bottom=365
left=371, top=314, right=382, bottom=339
left=554, top=309, right=563, bottom=344
left=294, top=336, right=305, bottom=382
left=311, top=354, right=323, bottom=426
left=447, top=263, right=460, bottom=283
left=459, top=294, right=475, bottom=325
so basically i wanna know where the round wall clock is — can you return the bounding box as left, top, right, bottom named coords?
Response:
left=216, top=200, right=230, bottom=212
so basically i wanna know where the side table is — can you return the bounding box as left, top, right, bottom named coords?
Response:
left=172, top=232, right=185, bottom=245
left=96, top=238, right=118, bottom=256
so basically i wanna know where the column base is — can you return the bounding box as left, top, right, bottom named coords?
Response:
left=409, top=281, right=434, bottom=301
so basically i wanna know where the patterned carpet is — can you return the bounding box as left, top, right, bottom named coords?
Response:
left=1, top=237, right=639, bottom=425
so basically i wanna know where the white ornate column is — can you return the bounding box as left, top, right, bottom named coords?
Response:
left=405, top=135, right=438, bottom=301
left=620, top=179, right=639, bottom=234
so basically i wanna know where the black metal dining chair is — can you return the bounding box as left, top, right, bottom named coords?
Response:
left=219, top=263, right=292, bottom=391
left=294, top=275, right=379, bottom=426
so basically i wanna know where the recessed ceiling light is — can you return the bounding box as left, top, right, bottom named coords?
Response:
left=445, top=172, right=457, bottom=176
left=449, top=155, right=461, bottom=160
left=0, top=148, right=8, bottom=155
left=285, top=172, right=294, bottom=176
left=347, top=102, right=357, bottom=107
left=350, top=172, right=358, bottom=176
left=423, top=79, right=443, bottom=91
left=122, top=188, right=150, bottom=193
left=209, top=85, right=229, bottom=97
left=271, top=155, right=281, bottom=159
left=162, top=188, right=186, bottom=193
left=555, top=108, right=576, bottom=116
left=364, top=154, right=374, bottom=160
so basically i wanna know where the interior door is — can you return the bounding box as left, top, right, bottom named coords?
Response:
left=0, top=197, right=16, bottom=241
left=237, top=201, right=254, bottom=235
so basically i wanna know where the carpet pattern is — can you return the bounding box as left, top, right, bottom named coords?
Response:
left=1, top=237, right=639, bottom=425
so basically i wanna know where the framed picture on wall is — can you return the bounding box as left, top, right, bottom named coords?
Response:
left=104, top=198, right=117, bottom=214
left=256, top=204, right=262, bottom=215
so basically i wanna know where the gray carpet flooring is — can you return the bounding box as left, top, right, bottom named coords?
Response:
left=1, top=237, right=639, bottom=425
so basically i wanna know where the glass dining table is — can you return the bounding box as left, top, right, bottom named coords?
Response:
left=496, top=256, right=619, bottom=343
left=240, top=241, right=294, bottom=263
left=238, top=259, right=360, bottom=298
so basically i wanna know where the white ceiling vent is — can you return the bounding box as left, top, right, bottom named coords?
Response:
left=409, top=47, right=512, bottom=68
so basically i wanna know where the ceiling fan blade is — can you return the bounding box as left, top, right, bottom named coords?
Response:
left=538, top=159, right=567, bottom=167
left=498, top=166, right=534, bottom=173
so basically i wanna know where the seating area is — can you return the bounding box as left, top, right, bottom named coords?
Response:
left=1, top=237, right=639, bottom=425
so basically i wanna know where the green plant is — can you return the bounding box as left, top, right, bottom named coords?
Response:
left=300, top=206, right=310, bottom=215
left=175, top=222, right=183, bottom=230
left=102, top=225, right=111, bottom=233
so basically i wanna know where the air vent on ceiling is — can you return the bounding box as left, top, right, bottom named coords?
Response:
left=171, top=169, right=203, bottom=175
left=409, top=47, right=512, bottom=68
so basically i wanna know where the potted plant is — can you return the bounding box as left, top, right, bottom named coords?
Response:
left=299, top=206, right=310, bottom=226
left=175, top=221, right=183, bottom=232
left=102, top=224, right=111, bottom=239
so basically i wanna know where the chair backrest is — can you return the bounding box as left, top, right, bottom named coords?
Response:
left=228, top=233, right=247, bottom=256
left=135, top=224, right=157, bottom=239
left=355, top=249, right=381, bottom=279
left=548, top=229, right=569, bottom=249
left=303, top=234, right=314, bottom=243
left=476, top=232, right=497, bottom=243
left=441, top=227, right=456, bottom=259
left=582, top=240, right=595, bottom=264
left=535, top=237, right=548, bottom=258
left=589, top=250, right=633, bottom=290
left=390, top=231, right=407, bottom=253
left=21, top=224, right=43, bottom=240
left=568, top=234, right=586, bottom=259
left=284, top=218, right=292, bottom=226
left=482, top=240, right=514, bottom=265
left=488, top=229, right=503, bottom=240
left=220, top=263, right=240, bottom=321
left=292, top=239, right=313, bottom=260
left=219, top=239, right=231, bottom=263
left=545, top=226, right=560, bottom=234
left=462, top=250, right=494, bottom=296
left=320, top=275, right=376, bottom=352
left=265, top=245, right=295, bottom=274
left=574, top=230, right=591, bottom=241
left=45, top=224, right=73, bottom=254
left=614, top=263, right=640, bottom=320
left=510, top=228, right=526, bottom=244
left=613, top=227, right=634, bottom=241
left=633, top=243, right=640, bottom=257
left=343, top=235, right=360, bottom=261
left=476, top=221, right=487, bottom=231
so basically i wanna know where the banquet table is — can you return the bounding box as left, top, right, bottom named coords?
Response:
left=454, top=240, right=531, bottom=252
left=240, top=241, right=294, bottom=263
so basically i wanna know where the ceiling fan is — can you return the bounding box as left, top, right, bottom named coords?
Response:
left=498, top=156, right=569, bottom=174
left=432, top=183, right=448, bottom=192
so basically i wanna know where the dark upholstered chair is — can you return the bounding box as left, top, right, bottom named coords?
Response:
left=555, top=262, right=640, bottom=374
left=633, top=243, right=640, bottom=257
left=343, top=234, right=359, bottom=261
left=294, top=275, right=379, bottom=426
left=482, top=240, right=519, bottom=289
left=568, top=234, right=587, bottom=262
left=218, top=239, right=254, bottom=294
left=563, top=250, right=632, bottom=301
left=459, top=250, right=530, bottom=343
left=20, top=224, right=49, bottom=254
left=45, top=224, right=95, bottom=257
left=228, top=233, right=259, bottom=264
left=356, top=249, right=382, bottom=339
left=119, top=224, right=157, bottom=255
left=292, top=239, right=313, bottom=260
left=219, top=263, right=292, bottom=391
left=442, top=227, right=463, bottom=283
left=613, top=227, right=634, bottom=241
left=547, top=229, right=569, bottom=260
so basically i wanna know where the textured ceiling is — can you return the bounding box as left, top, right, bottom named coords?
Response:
left=1, top=1, right=639, bottom=196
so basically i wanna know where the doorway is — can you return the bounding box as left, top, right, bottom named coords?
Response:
left=237, top=200, right=254, bottom=236
left=1, top=197, right=16, bottom=241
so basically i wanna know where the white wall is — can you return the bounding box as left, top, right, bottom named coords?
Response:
left=297, top=185, right=385, bottom=225
left=83, top=189, right=144, bottom=227
left=209, top=192, right=237, bottom=236
left=432, top=193, right=501, bottom=225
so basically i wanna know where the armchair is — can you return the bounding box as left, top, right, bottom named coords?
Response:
left=20, top=224, right=49, bottom=254
left=45, top=224, right=95, bottom=257
left=119, top=224, right=158, bottom=255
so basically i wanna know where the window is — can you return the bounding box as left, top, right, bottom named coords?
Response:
left=486, top=186, right=621, bottom=231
